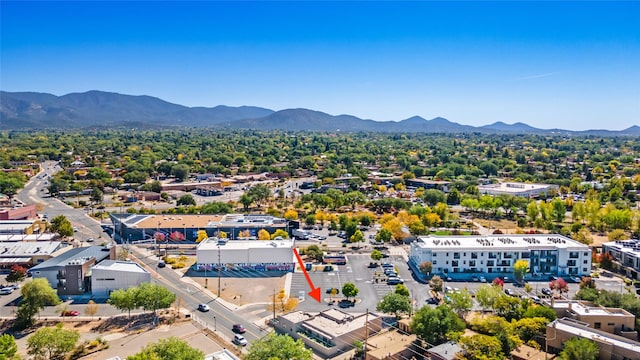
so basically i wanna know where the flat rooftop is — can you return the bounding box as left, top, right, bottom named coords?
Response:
left=0, top=241, right=63, bottom=257
left=414, top=234, right=589, bottom=250
left=553, top=318, right=640, bottom=353
left=92, top=260, right=148, bottom=274
left=555, top=301, right=633, bottom=317
left=479, top=182, right=557, bottom=194
left=603, top=240, right=640, bottom=257
left=197, top=237, right=294, bottom=250
left=119, top=214, right=287, bottom=229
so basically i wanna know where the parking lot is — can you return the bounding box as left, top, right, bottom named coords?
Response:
left=291, top=253, right=594, bottom=313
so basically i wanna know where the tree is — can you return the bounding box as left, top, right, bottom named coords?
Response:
left=268, top=289, right=300, bottom=314
left=15, top=278, right=61, bottom=329
left=171, top=164, right=191, bottom=182
left=257, top=229, right=271, bottom=240
left=419, top=261, right=433, bottom=276
left=248, top=184, right=271, bottom=207
left=395, top=284, right=410, bottom=297
left=27, top=323, right=80, bottom=360
left=6, top=264, right=27, bottom=283
left=271, top=229, right=289, bottom=239
left=135, top=283, right=176, bottom=315
left=176, top=194, right=196, bottom=206
left=304, top=244, right=324, bottom=262
left=127, top=337, right=204, bottom=360
left=429, top=275, right=444, bottom=293
left=108, top=287, right=138, bottom=318
left=375, top=228, right=393, bottom=243
left=370, top=249, right=383, bottom=262
left=445, top=288, right=473, bottom=318
left=85, top=300, right=99, bottom=318
left=196, top=230, right=209, bottom=242
left=557, top=337, right=599, bottom=360
left=49, top=215, right=73, bottom=238
left=551, top=197, right=567, bottom=223
left=245, top=333, right=312, bottom=360
left=599, top=252, right=614, bottom=270
left=513, top=259, right=529, bottom=284
left=459, top=334, right=504, bottom=360
left=239, top=193, right=253, bottom=211
left=410, top=305, right=465, bottom=346
left=0, top=334, right=18, bottom=360
left=376, top=292, right=411, bottom=318
left=342, top=282, right=359, bottom=301
left=522, top=306, right=556, bottom=322
left=349, top=229, right=364, bottom=247
left=475, top=284, right=502, bottom=313
left=550, top=278, right=569, bottom=297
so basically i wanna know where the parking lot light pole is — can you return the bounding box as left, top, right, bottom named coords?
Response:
left=214, top=316, right=216, bottom=331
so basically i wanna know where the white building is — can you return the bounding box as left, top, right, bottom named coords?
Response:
left=478, top=182, right=558, bottom=198
left=409, top=234, right=591, bottom=280
left=195, top=238, right=295, bottom=272
left=91, top=260, right=151, bottom=297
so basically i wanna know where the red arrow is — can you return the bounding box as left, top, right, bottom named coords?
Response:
left=293, top=248, right=321, bottom=303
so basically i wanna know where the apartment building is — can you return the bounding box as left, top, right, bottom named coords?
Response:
left=602, top=240, right=640, bottom=280
left=409, top=234, right=591, bottom=280
left=550, top=300, right=637, bottom=341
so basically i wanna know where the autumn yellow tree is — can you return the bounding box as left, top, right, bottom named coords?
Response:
left=271, top=229, right=289, bottom=239
left=258, top=229, right=271, bottom=240
left=284, top=209, right=299, bottom=220
left=196, top=230, right=208, bottom=243
left=268, top=289, right=299, bottom=314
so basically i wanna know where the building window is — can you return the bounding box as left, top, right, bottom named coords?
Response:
left=583, top=260, right=588, bottom=264
left=608, top=323, right=615, bottom=326
left=433, top=260, right=437, bottom=265
left=471, top=253, right=478, bottom=259
left=454, top=253, right=460, bottom=259
left=594, top=322, right=601, bottom=329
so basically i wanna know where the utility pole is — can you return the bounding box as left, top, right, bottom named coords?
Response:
left=273, top=289, right=276, bottom=320
left=217, top=243, right=221, bottom=297
left=364, top=308, right=369, bottom=360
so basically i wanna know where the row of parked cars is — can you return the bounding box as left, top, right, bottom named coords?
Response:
left=0, top=283, right=19, bottom=295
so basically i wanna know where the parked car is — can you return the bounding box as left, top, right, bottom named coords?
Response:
left=338, top=300, right=354, bottom=308
left=387, top=277, right=404, bottom=285
left=233, top=334, right=248, bottom=346
left=158, top=261, right=166, bottom=268
left=504, top=288, right=515, bottom=296
left=86, top=238, right=95, bottom=242
left=471, top=276, right=479, bottom=282
left=368, top=262, right=379, bottom=268
left=531, top=296, right=543, bottom=305
left=62, top=310, right=79, bottom=316
left=479, top=276, right=487, bottom=283
left=197, top=304, right=210, bottom=312
left=541, top=288, right=552, bottom=296
left=232, top=324, right=246, bottom=334
left=381, top=263, right=394, bottom=268
left=426, top=297, right=440, bottom=305
left=0, top=287, right=14, bottom=295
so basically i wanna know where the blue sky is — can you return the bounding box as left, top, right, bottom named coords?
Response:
left=1, top=1, right=638, bottom=130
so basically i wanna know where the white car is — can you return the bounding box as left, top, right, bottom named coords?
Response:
left=0, top=287, right=14, bottom=295
left=233, top=334, right=248, bottom=346
left=197, top=304, right=210, bottom=312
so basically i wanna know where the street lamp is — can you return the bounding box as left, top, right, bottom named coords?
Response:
left=214, top=316, right=217, bottom=331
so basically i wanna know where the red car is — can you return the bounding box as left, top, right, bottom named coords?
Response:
left=62, top=310, right=79, bottom=316
left=232, top=324, right=246, bottom=334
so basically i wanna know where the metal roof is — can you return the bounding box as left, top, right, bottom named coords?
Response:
left=30, top=245, right=112, bottom=271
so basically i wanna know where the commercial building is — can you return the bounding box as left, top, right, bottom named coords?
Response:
left=0, top=204, right=38, bottom=220
left=546, top=318, right=640, bottom=360
left=274, top=308, right=382, bottom=358
left=404, top=178, right=451, bottom=192
left=195, top=238, right=295, bottom=272
left=478, top=182, right=558, bottom=198
left=0, top=241, right=69, bottom=270
left=109, top=213, right=290, bottom=244
left=0, top=219, right=47, bottom=235
left=602, top=240, right=640, bottom=280
left=30, top=245, right=115, bottom=296
left=409, top=234, right=591, bottom=280
left=91, top=260, right=151, bottom=297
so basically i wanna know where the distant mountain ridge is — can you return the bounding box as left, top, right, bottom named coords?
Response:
left=1, top=90, right=638, bottom=136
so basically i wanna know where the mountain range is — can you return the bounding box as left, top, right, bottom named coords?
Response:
left=1, top=90, right=638, bottom=136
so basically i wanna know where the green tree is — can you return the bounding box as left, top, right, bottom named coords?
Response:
left=349, top=229, right=365, bottom=247
left=239, top=193, right=253, bottom=211
left=49, top=215, right=73, bottom=238
left=27, top=323, right=80, bottom=360
left=513, top=259, right=529, bottom=284
left=171, top=164, right=190, bottom=182
left=245, top=333, right=312, bottom=360
left=445, top=288, right=473, bottom=318
left=475, top=284, right=502, bottom=313
left=459, top=334, right=504, bottom=360
left=176, top=194, right=196, bottom=206
left=108, top=287, right=139, bottom=318
left=557, top=337, right=599, bottom=360
left=0, top=334, right=18, bottom=360
left=370, top=249, right=383, bottom=262
left=342, top=282, right=359, bottom=300
left=248, top=184, right=271, bottom=207
left=410, top=305, right=465, bottom=346
left=15, top=278, right=60, bottom=329
left=522, top=306, right=556, bottom=323
left=375, top=228, right=393, bottom=243
left=305, top=245, right=324, bottom=262
left=395, top=284, right=410, bottom=297
left=551, top=197, right=567, bottom=223
left=376, top=292, right=411, bottom=318
left=135, top=282, right=176, bottom=315
left=127, top=337, right=204, bottom=360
